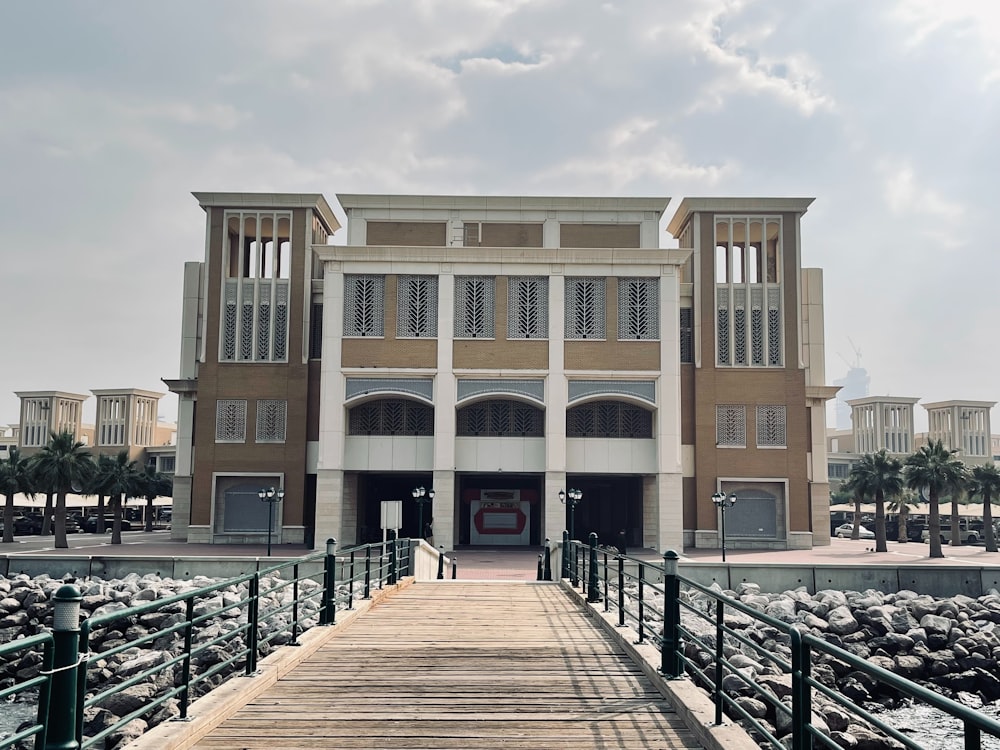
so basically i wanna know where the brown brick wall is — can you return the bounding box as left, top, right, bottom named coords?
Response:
left=564, top=280, right=659, bottom=370
left=481, top=223, right=543, bottom=247
left=560, top=224, right=640, bottom=248
left=453, top=276, right=548, bottom=369
left=341, top=275, right=438, bottom=368
left=366, top=221, right=446, bottom=246
left=190, top=207, right=314, bottom=529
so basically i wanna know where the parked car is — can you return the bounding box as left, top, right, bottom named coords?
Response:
left=12, top=515, right=45, bottom=535
left=82, top=515, right=133, bottom=533
left=920, top=520, right=981, bottom=545
left=834, top=523, right=874, bottom=539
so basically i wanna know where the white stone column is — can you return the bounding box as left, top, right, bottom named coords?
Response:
left=545, top=272, right=567, bottom=542
left=655, top=268, right=684, bottom=553
left=315, top=263, right=346, bottom=549
left=434, top=271, right=457, bottom=550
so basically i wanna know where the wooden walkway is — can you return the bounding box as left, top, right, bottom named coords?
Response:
left=194, top=582, right=700, bottom=749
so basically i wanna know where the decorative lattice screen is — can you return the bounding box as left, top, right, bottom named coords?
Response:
left=216, top=400, right=247, bottom=442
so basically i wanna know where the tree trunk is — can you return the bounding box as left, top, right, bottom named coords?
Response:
left=874, top=490, right=887, bottom=552
left=111, top=494, right=123, bottom=545
left=41, top=491, right=54, bottom=535
left=145, top=497, right=154, bottom=532
left=928, top=489, right=943, bottom=559
left=951, top=491, right=962, bottom=547
left=97, top=494, right=106, bottom=534
left=2, top=492, right=14, bottom=543
left=898, top=507, right=909, bottom=543
left=852, top=496, right=862, bottom=539
left=984, top=493, right=997, bottom=553
left=54, top=491, right=68, bottom=549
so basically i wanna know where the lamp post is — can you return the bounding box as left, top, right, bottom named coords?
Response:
left=257, top=486, right=285, bottom=556
left=711, top=491, right=737, bottom=562
left=559, top=488, right=583, bottom=541
left=412, top=486, right=434, bottom=539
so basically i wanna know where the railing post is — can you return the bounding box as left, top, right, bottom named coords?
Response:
left=603, top=547, right=610, bottom=612
left=322, top=538, right=337, bottom=625
left=662, top=549, right=682, bottom=679
left=571, top=540, right=580, bottom=587
left=790, top=629, right=813, bottom=750
left=587, top=533, right=600, bottom=603
left=387, top=530, right=397, bottom=585
left=179, top=598, right=194, bottom=719
left=247, top=573, right=260, bottom=675
left=348, top=549, right=356, bottom=610
left=451, top=555, right=458, bottom=580
left=636, top=563, right=645, bottom=643
left=562, top=530, right=570, bottom=580
left=45, top=583, right=82, bottom=750
left=543, top=538, right=552, bottom=581
left=714, top=599, right=724, bottom=724
left=536, top=554, right=544, bottom=581
left=617, top=555, right=625, bottom=627
left=291, top=563, right=301, bottom=644
left=364, top=544, right=372, bottom=599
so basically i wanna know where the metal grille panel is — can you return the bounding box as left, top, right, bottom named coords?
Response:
left=274, top=281, right=288, bottom=360
left=454, top=276, right=495, bottom=338
left=507, top=276, right=548, bottom=339
left=456, top=400, right=544, bottom=437
left=222, top=281, right=238, bottom=360
left=397, top=275, right=438, bottom=338
left=240, top=283, right=254, bottom=360
left=756, top=404, right=786, bottom=447
left=566, top=400, right=653, bottom=438
left=680, top=308, right=693, bottom=364
left=216, top=400, right=247, bottom=442
left=344, top=275, right=385, bottom=337
left=565, top=277, right=605, bottom=339
left=617, top=277, right=659, bottom=340
left=348, top=399, right=434, bottom=436
left=716, top=404, right=746, bottom=447
left=256, top=399, right=287, bottom=442
left=256, top=280, right=271, bottom=360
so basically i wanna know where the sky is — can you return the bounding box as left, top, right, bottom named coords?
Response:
left=1, top=0, right=998, bottom=434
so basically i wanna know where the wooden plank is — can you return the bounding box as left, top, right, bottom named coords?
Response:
left=193, top=583, right=701, bottom=750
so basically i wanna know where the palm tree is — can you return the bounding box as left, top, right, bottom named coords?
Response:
left=888, top=489, right=920, bottom=543
left=0, top=447, right=35, bottom=543
left=90, top=454, right=120, bottom=534
left=97, top=451, right=140, bottom=545
left=905, top=440, right=966, bottom=559
left=841, top=473, right=865, bottom=539
left=137, top=465, right=172, bottom=532
left=851, top=450, right=904, bottom=552
left=968, top=463, right=1000, bottom=553
left=945, top=469, right=971, bottom=547
left=30, top=431, right=94, bottom=549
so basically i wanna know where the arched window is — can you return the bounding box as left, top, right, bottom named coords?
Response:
left=347, top=399, right=434, bottom=436
left=567, top=400, right=653, bottom=438
left=456, top=400, right=544, bottom=437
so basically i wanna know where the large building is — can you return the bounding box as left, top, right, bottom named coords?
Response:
left=165, top=192, right=836, bottom=552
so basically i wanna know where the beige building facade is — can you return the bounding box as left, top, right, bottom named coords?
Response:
left=166, top=192, right=835, bottom=552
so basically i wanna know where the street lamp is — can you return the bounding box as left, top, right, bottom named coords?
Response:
left=711, top=491, right=738, bottom=562
left=257, top=486, right=285, bottom=556
left=412, top=486, right=434, bottom=539
left=559, top=488, right=583, bottom=541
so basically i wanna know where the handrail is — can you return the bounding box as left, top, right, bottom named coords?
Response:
left=569, top=538, right=1000, bottom=750
left=0, top=537, right=413, bottom=750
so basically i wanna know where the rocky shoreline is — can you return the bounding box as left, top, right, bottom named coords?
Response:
left=0, top=571, right=326, bottom=749
left=676, top=582, right=1000, bottom=749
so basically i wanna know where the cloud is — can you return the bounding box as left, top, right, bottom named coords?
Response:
left=880, top=160, right=965, bottom=221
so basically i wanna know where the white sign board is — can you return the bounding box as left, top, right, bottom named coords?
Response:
left=380, top=500, right=403, bottom=543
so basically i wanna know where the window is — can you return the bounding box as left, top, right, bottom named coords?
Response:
left=567, top=401, right=653, bottom=439
left=220, top=211, right=292, bottom=362
left=618, top=277, right=659, bottom=340
left=348, top=399, right=434, bottom=436
left=679, top=308, right=693, bottom=363
left=309, top=302, right=323, bottom=359
left=457, top=400, right=544, bottom=437
left=344, top=274, right=385, bottom=337
left=715, top=217, right=782, bottom=367
left=565, top=277, right=605, bottom=339
left=828, top=463, right=849, bottom=479
left=98, top=396, right=127, bottom=446
left=159, top=456, right=176, bottom=473
left=397, top=275, right=438, bottom=338
left=216, top=400, right=247, bottom=443
left=716, top=404, right=746, bottom=447
left=756, top=405, right=786, bottom=447
left=256, top=400, right=287, bottom=443
left=507, top=277, right=548, bottom=339
left=454, top=276, right=495, bottom=338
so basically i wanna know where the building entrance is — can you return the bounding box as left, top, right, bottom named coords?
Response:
left=566, top=476, right=643, bottom=550
left=457, top=474, right=543, bottom=546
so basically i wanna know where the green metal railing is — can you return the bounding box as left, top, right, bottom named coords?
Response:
left=0, top=536, right=415, bottom=750
left=566, top=536, right=1000, bottom=750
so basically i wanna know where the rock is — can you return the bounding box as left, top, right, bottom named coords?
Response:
left=892, top=654, right=924, bottom=679
left=734, top=696, right=768, bottom=719
left=920, top=613, right=952, bottom=639
left=97, top=683, right=156, bottom=716
left=828, top=606, right=860, bottom=635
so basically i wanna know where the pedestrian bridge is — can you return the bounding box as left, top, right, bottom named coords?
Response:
left=146, top=581, right=706, bottom=750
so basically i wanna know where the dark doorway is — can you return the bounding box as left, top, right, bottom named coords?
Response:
left=357, top=473, right=434, bottom=544
left=565, top=475, right=643, bottom=549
